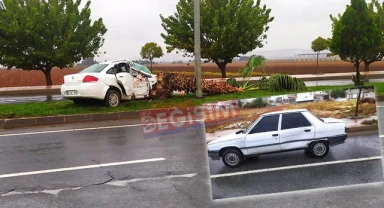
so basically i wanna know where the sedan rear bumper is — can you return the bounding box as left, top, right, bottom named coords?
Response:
left=328, top=134, right=348, bottom=146
left=61, top=85, right=106, bottom=100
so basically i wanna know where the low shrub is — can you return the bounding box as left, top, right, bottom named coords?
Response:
left=265, top=73, right=307, bottom=92
left=359, top=97, right=376, bottom=104
left=361, top=119, right=378, bottom=125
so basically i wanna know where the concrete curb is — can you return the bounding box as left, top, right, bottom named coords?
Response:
left=0, top=86, right=61, bottom=96
left=346, top=125, right=378, bottom=134
left=0, top=111, right=140, bottom=129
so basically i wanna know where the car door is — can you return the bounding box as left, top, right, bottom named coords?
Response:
left=244, top=114, right=281, bottom=155
left=115, top=63, right=134, bottom=96
left=131, top=69, right=150, bottom=97
left=279, top=112, right=315, bottom=150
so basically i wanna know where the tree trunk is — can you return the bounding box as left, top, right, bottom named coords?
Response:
left=364, top=61, right=370, bottom=72
left=216, top=61, right=228, bottom=78
left=316, top=52, right=319, bottom=75
left=150, top=59, right=153, bottom=73
left=354, top=60, right=361, bottom=86
left=355, top=87, right=362, bottom=118
left=354, top=60, right=361, bottom=118
left=43, top=67, right=53, bottom=86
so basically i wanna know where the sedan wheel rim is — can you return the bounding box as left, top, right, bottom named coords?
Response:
left=225, top=153, right=239, bottom=165
left=313, top=143, right=326, bottom=156
left=109, top=93, right=119, bottom=107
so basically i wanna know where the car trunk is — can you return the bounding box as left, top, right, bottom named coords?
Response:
left=63, top=73, right=96, bottom=86
left=320, top=118, right=345, bottom=124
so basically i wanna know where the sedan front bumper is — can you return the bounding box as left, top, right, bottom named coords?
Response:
left=208, top=150, right=220, bottom=160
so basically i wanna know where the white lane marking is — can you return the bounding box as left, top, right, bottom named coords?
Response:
left=106, top=173, right=198, bottom=187
left=1, top=187, right=82, bottom=197
left=210, top=156, right=383, bottom=179
left=0, top=158, right=166, bottom=179
left=0, top=119, right=204, bottom=137
left=213, top=182, right=384, bottom=202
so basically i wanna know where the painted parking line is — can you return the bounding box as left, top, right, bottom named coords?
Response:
left=210, top=156, right=383, bottom=179
left=0, top=119, right=204, bottom=138
left=0, top=158, right=166, bottom=179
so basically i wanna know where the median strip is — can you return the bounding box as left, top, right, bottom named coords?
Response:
left=210, top=156, right=383, bottom=179
left=0, top=158, right=166, bottom=179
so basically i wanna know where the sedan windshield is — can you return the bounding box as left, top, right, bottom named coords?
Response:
left=78, top=64, right=108, bottom=73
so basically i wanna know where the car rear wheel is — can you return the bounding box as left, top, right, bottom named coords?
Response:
left=222, top=149, right=244, bottom=168
left=308, top=141, right=329, bottom=158
left=105, top=89, right=121, bottom=107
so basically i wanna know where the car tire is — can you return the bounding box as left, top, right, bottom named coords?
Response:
left=105, top=89, right=121, bottom=107
left=222, top=149, right=244, bottom=168
left=308, top=141, right=329, bottom=158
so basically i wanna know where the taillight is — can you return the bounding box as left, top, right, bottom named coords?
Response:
left=82, top=75, right=99, bottom=83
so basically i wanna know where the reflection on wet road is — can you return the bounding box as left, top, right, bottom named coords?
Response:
left=0, top=95, right=64, bottom=104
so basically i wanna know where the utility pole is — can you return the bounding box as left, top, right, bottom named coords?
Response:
left=194, top=0, right=203, bottom=98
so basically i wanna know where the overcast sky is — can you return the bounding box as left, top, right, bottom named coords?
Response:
left=87, top=0, right=377, bottom=62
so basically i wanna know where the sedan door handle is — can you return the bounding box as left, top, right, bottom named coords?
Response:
left=305, top=129, right=311, bottom=132
left=272, top=134, right=278, bottom=137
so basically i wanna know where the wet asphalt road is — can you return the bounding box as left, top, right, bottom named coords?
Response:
left=209, top=133, right=384, bottom=199
left=0, top=118, right=212, bottom=207
left=0, top=119, right=384, bottom=207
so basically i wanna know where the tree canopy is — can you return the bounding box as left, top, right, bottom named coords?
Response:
left=0, top=0, right=107, bottom=85
left=311, top=37, right=328, bottom=53
left=311, top=36, right=328, bottom=73
left=140, top=42, right=164, bottom=72
left=329, top=0, right=384, bottom=71
left=160, top=0, right=274, bottom=78
left=329, top=0, right=382, bottom=81
left=329, top=0, right=382, bottom=117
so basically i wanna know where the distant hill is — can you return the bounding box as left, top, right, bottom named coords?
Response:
left=158, top=48, right=333, bottom=63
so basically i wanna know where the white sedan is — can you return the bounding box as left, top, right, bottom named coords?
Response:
left=207, top=109, right=347, bottom=168
left=61, top=59, right=157, bottom=107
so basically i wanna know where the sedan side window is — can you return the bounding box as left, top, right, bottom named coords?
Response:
left=106, top=67, right=118, bottom=75
left=281, top=113, right=312, bottom=130
left=250, top=115, right=279, bottom=134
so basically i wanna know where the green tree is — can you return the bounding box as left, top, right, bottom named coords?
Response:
left=160, top=0, right=274, bottom=78
left=329, top=0, right=382, bottom=117
left=311, top=37, right=328, bottom=74
left=329, top=0, right=384, bottom=71
left=78, top=57, right=98, bottom=67
left=140, top=42, right=164, bottom=72
left=0, top=0, right=107, bottom=86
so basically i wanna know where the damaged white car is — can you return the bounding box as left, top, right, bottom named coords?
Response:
left=207, top=109, right=348, bottom=168
left=61, top=59, right=157, bottom=107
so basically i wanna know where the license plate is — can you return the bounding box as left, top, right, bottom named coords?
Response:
left=65, top=90, right=78, bottom=96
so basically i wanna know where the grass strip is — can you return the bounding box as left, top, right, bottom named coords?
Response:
left=0, top=82, right=381, bottom=119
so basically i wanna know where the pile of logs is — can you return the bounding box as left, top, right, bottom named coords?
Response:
left=149, top=72, right=240, bottom=99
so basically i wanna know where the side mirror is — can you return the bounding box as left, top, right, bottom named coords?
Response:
left=235, top=130, right=244, bottom=134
